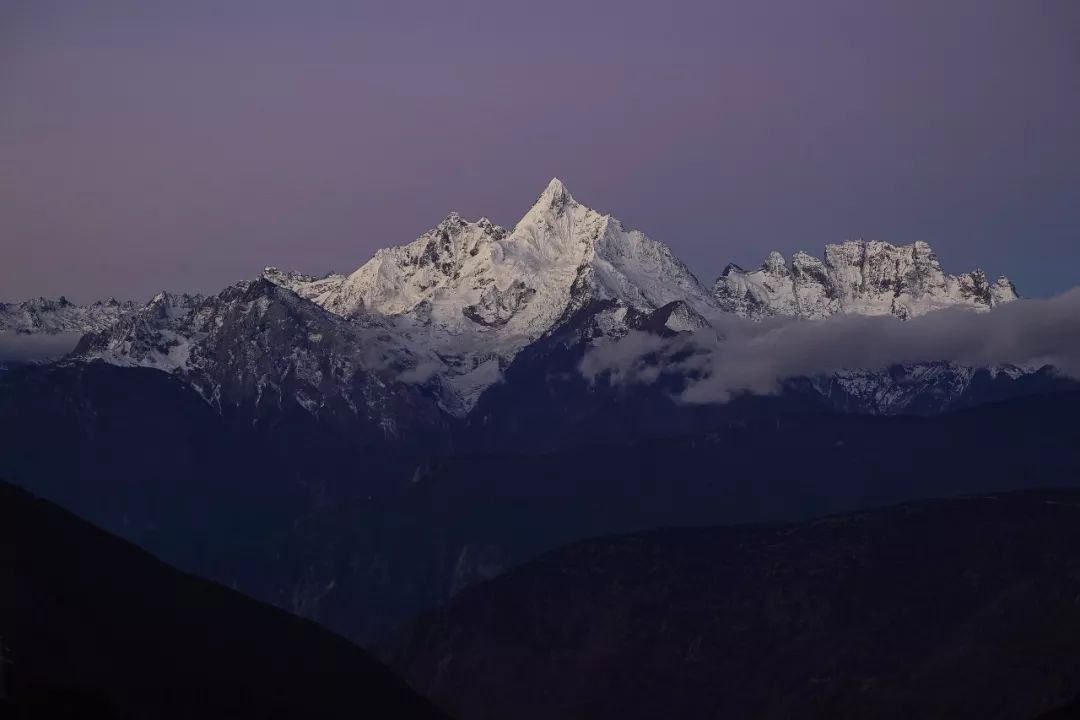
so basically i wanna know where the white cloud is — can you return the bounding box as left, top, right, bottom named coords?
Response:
left=581, top=288, right=1080, bottom=403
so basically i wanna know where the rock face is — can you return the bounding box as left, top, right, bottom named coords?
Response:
left=713, top=240, right=1019, bottom=319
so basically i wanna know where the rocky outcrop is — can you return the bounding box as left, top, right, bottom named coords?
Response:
left=713, top=240, right=1019, bottom=319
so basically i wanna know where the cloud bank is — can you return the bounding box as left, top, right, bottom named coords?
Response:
left=580, top=288, right=1080, bottom=404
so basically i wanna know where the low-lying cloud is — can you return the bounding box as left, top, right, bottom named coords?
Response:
left=580, top=288, right=1080, bottom=404
left=0, top=331, right=83, bottom=364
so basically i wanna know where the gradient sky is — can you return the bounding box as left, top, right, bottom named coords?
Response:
left=2, top=0, right=1078, bottom=303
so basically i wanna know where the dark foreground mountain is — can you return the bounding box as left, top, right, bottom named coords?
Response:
left=3, top=354, right=1080, bottom=643
left=251, top=389, right=1080, bottom=642
left=387, top=490, right=1080, bottom=720
left=0, top=480, right=448, bottom=720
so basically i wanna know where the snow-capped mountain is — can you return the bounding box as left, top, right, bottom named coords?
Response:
left=271, top=178, right=717, bottom=411
left=75, top=281, right=446, bottom=436
left=0, top=296, right=137, bottom=334
left=60, top=179, right=1045, bottom=422
left=323, top=178, right=715, bottom=321
left=74, top=291, right=205, bottom=371
left=75, top=179, right=719, bottom=417
left=713, top=241, right=1018, bottom=320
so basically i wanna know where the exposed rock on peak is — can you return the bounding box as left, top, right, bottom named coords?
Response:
left=536, top=176, right=574, bottom=210
left=713, top=240, right=1019, bottom=320
left=762, top=251, right=789, bottom=275
left=639, top=300, right=713, bottom=335
left=261, top=267, right=346, bottom=304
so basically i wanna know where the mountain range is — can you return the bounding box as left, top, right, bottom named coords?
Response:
left=1, top=179, right=1075, bottom=649
left=1, top=179, right=1039, bottom=419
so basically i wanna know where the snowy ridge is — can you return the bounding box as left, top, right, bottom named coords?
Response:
left=74, top=291, right=206, bottom=371
left=75, top=280, right=446, bottom=431
left=261, top=267, right=346, bottom=305
left=0, top=296, right=138, bottom=334
left=713, top=241, right=1018, bottom=320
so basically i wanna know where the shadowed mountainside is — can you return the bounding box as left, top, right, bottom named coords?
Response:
left=387, top=489, right=1080, bottom=720
left=0, top=480, right=448, bottom=720
left=3, top=355, right=1080, bottom=644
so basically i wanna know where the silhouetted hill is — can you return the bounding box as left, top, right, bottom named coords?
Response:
left=0, top=480, right=448, bottom=720
left=387, top=490, right=1080, bottom=720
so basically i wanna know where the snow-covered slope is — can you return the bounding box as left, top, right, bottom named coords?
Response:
left=713, top=241, right=1018, bottom=320
left=803, top=362, right=1045, bottom=415
left=73, top=291, right=206, bottom=371
left=75, top=280, right=446, bottom=434
left=0, top=296, right=138, bottom=334
left=309, top=178, right=717, bottom=411
left=260, top=267, right=346, bottom=305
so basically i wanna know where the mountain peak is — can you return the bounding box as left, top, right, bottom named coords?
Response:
left=763, top=251, right=789, bottom=275
left=439, top=211, right=465, bottom=227
left=536, top=177, right=575, bottom=208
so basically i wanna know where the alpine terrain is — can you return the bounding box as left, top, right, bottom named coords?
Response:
left=15, top=178, right=1037, bottom=422
left=0, top=179, right=1074, bottom=646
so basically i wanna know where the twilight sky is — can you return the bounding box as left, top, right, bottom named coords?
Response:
left=2, top=0, right=1078, bottom=303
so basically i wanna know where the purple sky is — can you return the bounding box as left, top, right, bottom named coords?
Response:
left=2, top=0, right=1078, bottom=303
